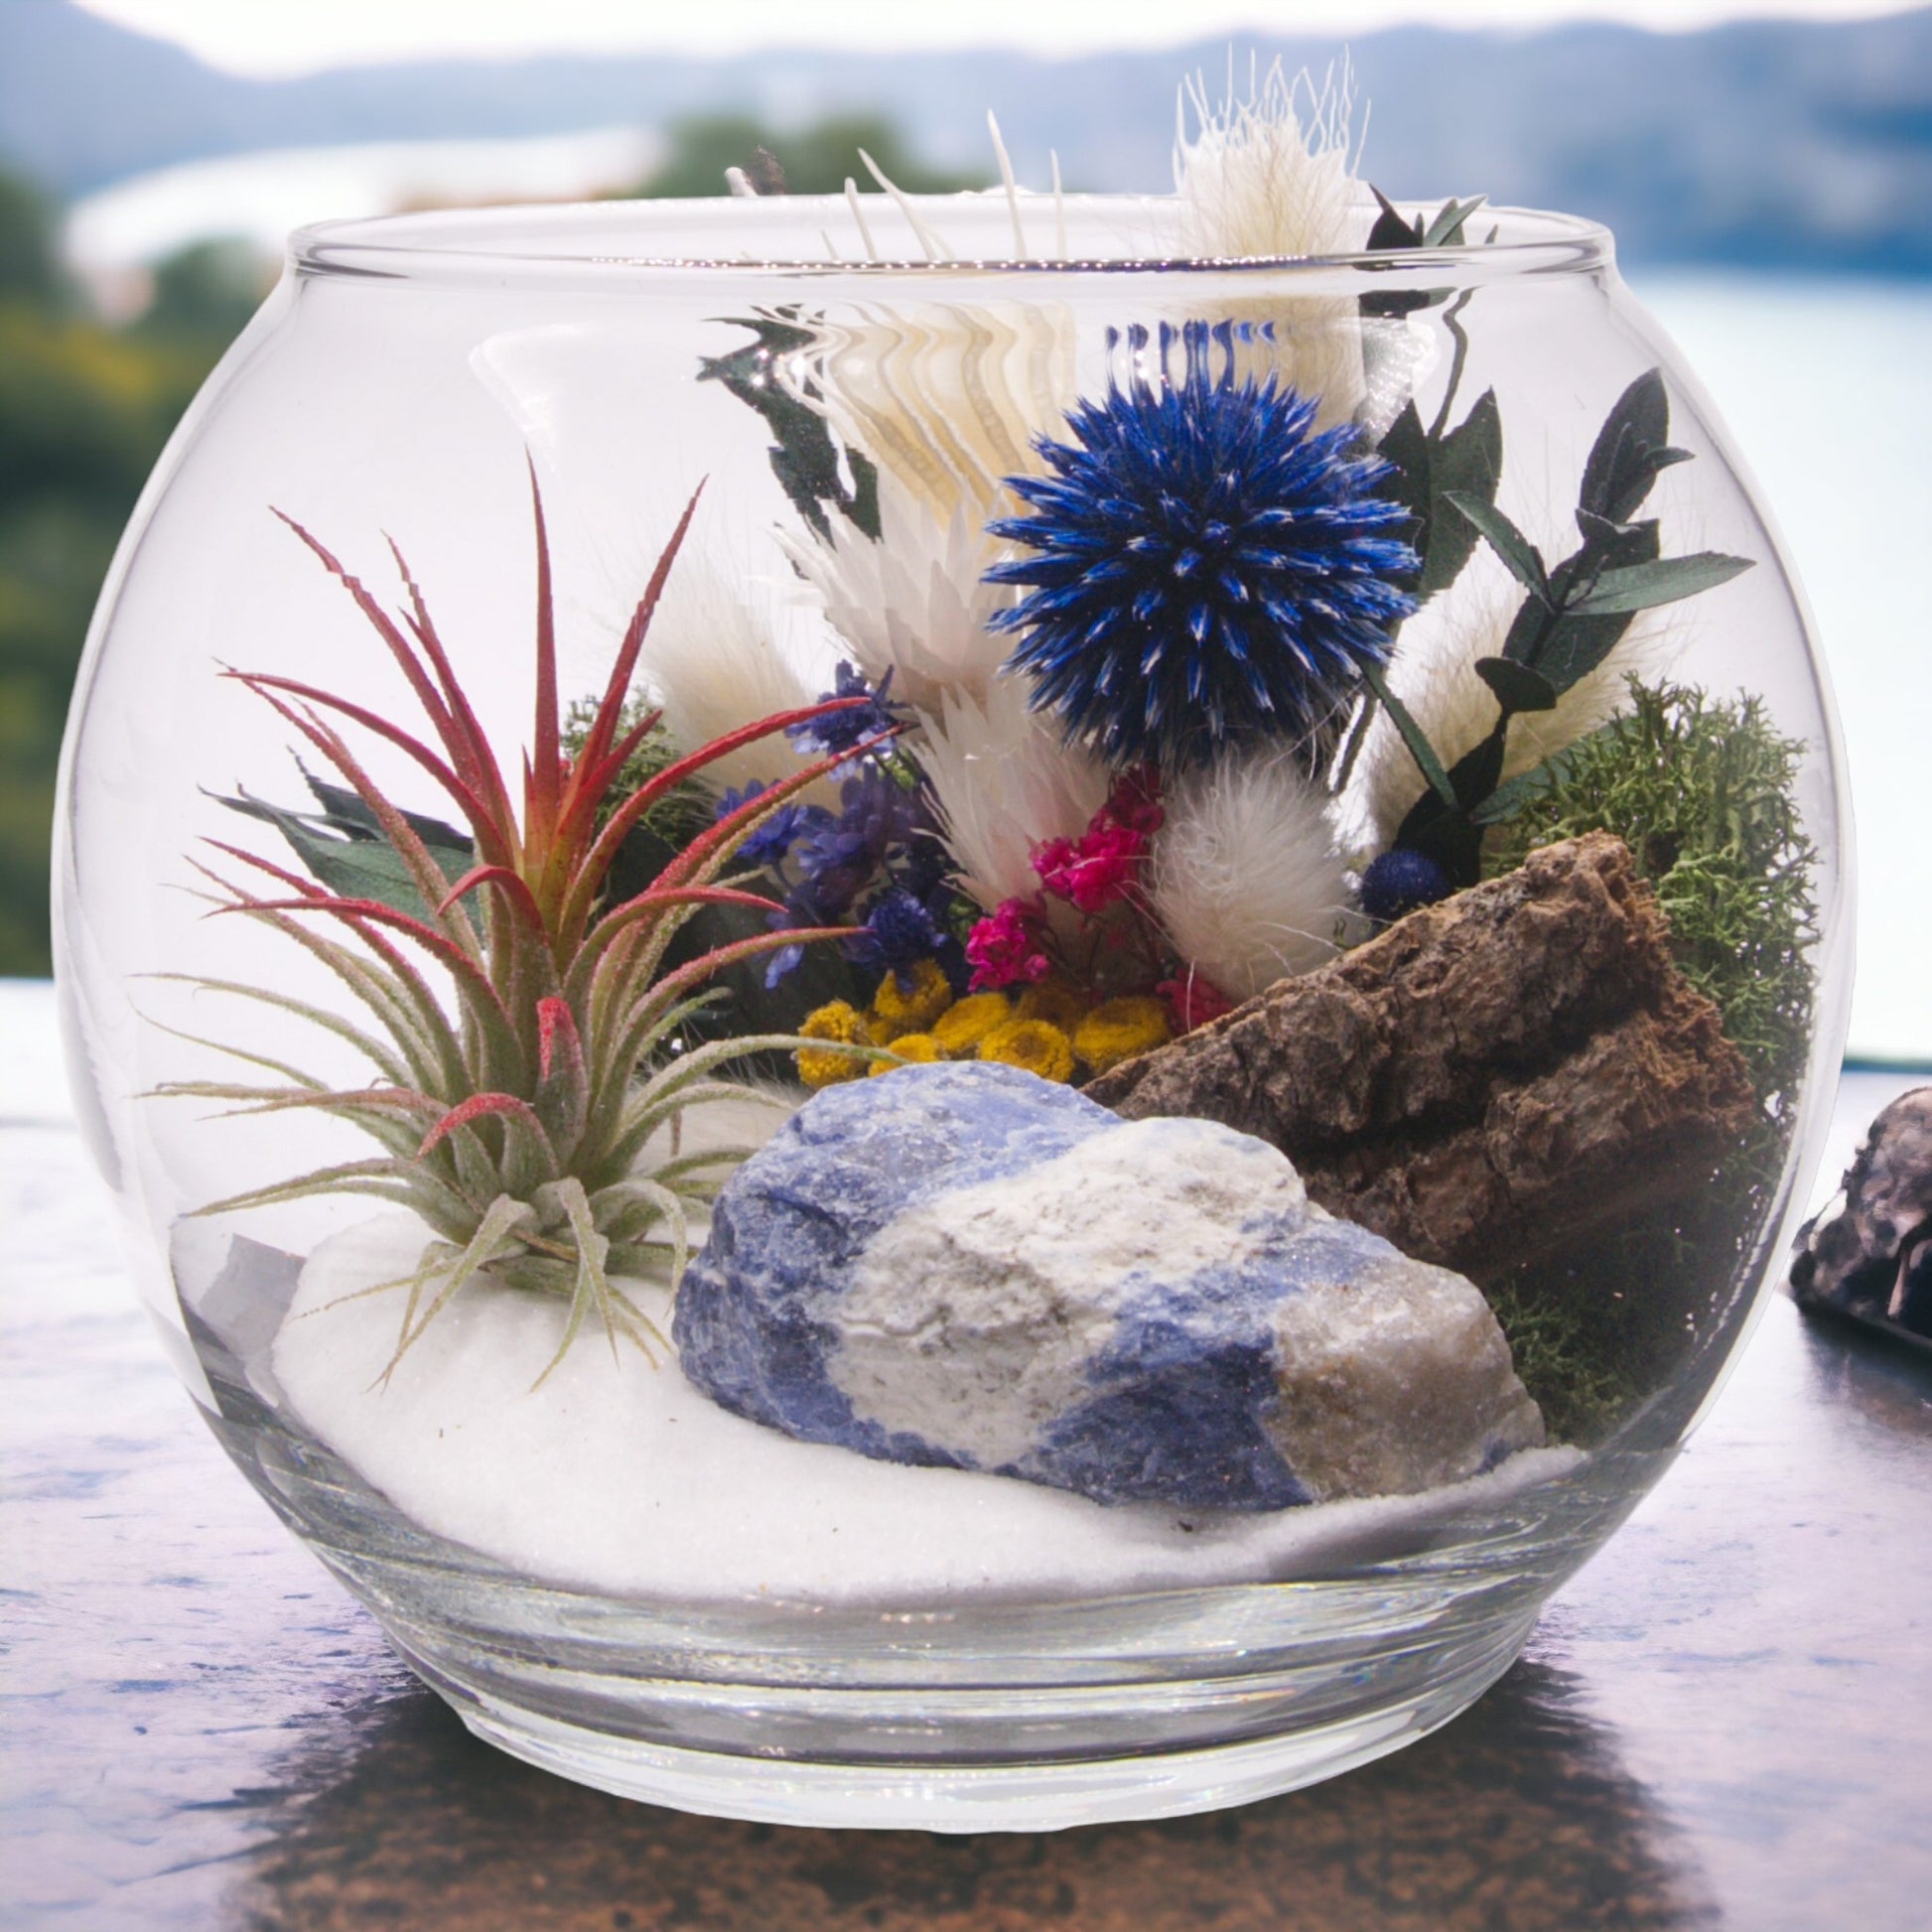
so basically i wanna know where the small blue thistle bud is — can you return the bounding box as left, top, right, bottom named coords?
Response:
left=1360, top=847, right=1453, bottom=923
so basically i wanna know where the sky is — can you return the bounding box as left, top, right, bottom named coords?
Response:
left=73, top=0, right=1921, bottom=74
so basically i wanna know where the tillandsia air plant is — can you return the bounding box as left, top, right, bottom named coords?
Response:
left=159, top=471, right=890, bottom=1378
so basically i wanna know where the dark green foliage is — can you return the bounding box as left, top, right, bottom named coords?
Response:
left=0, top=162, right=261, bottom=974
left=133, top=237, right=267, bottom=345
left=699, top=312, right=880, bottom=542
left=1359, top=190, right=1486, bottom=318
left=1485, top=1278, right=1642, bottom=1445
left=1389, top=370, right=1752, bottom=887
left=633, top=112, right=984, bottom=201
left=1378, top=383, right=1501, bottom=601
left=1479, top=677, right=1820, bottom=1444
left=0, top=171, right=62, bottom=304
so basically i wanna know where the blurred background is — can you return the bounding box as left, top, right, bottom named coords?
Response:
left=1, top=0, right=1926, bottom=1060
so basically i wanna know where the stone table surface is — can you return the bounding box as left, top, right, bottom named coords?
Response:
left=4, top=995, right=1928, bottom=1930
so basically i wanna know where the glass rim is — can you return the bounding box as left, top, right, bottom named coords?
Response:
left=288, top=192, right=1615, bottom=287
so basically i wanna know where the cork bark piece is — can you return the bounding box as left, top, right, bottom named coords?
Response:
left=1085, top=832, right=1758, bottom=1282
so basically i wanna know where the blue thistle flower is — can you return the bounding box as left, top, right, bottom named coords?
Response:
left=844, top=887, right=944, bottom=982
left=987, top=322, right=1418, bottom=768
left=714, top=782, right=826, bottom=871
left=786, top=662, right=900, bottom=757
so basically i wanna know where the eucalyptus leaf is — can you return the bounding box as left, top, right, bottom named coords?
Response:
left=1443, top=492, right=1550, bottom=604
left=1567, top=552, right=1754, bottom=617
left=1377, top=400, right=1432, bottom=558
left=217, top=791, right=466, bottom=922
left=1361, top=663, right=1457, bottom=811
left=1469, top=715, right=1643, bottom=826
left=1422, top=388, right=1502, bottom=597
left=1580, top=368, right=1670, bottom=521
left=1422, top=195, right=1487, bottom=247
left=699, top=312, right=881, bottom=542
left=301, top=772, right=472, bottom=856
left=1474, top=657, right=1559, bottom=715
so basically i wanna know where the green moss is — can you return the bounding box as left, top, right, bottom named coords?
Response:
left=1484, top=678, right=1819, bottom=1109
left=1485, top=1279, right=1639, bottom=1444
left=1480, top=678, right=1822, bottom=1443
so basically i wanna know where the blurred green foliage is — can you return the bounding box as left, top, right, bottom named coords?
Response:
left=0, top=164, right=265, bottom=975
left=0, top=110, right=965, bottom=975
left=633, top=112, right=983, bottom=199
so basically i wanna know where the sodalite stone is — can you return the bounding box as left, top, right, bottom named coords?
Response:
left=674, top=1061, right=1543, bottom=1511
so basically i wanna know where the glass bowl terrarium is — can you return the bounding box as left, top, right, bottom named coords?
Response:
left=56, top=78, right=1850, bottom=1830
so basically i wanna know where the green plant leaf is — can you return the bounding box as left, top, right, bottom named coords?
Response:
left=1376, top=400, right=1431, bottom=570
left=1567, top=552, right=1754, bottom=617
left=1421, top=388, right=1501, bottom=596
left=217, top=791, right=465, bottom=923
left=1474, top=656, right=1559, bottom=714
left=1422, top=195, right=1486, bottom=247
left=699, top=311, right=881, bottom=541
left=1580, top=368, right=1670, bottom=521
left=1469, top=715, right=1641, bottom=825
left=1361, top=663, right=1458, bottom=811
left=1443, top=492, right=1550, bottom=604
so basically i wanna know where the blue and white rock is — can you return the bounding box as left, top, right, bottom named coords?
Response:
left=674, top=1061, right=1544, bottom=1511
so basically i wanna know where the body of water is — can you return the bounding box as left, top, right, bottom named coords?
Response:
left=1634, top=270, right=1931, bottom=1063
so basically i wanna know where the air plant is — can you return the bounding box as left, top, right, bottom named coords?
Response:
left=158, top=470, right=887, bottom=1380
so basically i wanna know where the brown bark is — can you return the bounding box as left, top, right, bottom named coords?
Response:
left=1086, top=832, right=1758, bottom=1282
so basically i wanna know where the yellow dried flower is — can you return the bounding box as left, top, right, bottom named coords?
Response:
left=1016, top=974, right=1091, bottom=1035
left=870, top=956, right=953, bottom=1036
left=979, top=1017, right=1076, bottom=1084
left=930, top=991, right=1012, bottom=1056
left=1073, top=996, right=1172, bottom=1075
left=795, top=1001, right=871, bottom=1089
left=869, top=1033, right=946, bottom=1075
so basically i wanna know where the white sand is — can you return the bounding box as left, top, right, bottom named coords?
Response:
left=271, top=1212, right=1582, bottom=1609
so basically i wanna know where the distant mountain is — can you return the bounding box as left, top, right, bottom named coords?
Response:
left=4, top=0, right=1929, bottom=272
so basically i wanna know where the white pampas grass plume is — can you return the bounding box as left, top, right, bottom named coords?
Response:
left=917, top=678, right=1111, bottom=914
left=1174, top=57, right=1386, bottom=431
left=1337, top=543, right=1679, bottom=860
left=632, top=547, right=826, bottom=800
left=1176, top=56, right=1363, bottom=264
left=1151, top=752, right=1350, bottom=999
left=777, top=467, right=1016, bottom=717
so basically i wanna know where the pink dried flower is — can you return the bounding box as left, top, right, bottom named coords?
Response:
left=1159, top=970, right=1236, bottom=1034
left=966, top=897, right=1054, bottom=990
left=1031, top=765, right=1164, bottom=914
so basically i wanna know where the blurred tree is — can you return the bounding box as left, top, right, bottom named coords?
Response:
left=135, top=236, right=270, bottom=345
left=635, top=111, right=984, bottom=199
left=0, top=166, right=253, bottom=975
left=0, top=170, right=62, bottom=305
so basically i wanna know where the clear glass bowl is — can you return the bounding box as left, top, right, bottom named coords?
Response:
left=55, top=193, right=1852, bottom=1830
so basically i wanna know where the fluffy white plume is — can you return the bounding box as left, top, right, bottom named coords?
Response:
left=1151, top=751, right=1350, bottom=1000
left=1173, top=57, right=1393, bottom=431
left=917, top=679, right=1111, bottom=914
left=1176, top=56, right=1363, bottom=263
left=1337, top=543, right=1679, bottom=861
left=777, top=468, right=1017, bottom=717
left=631, top=547, right=829, bottom=800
